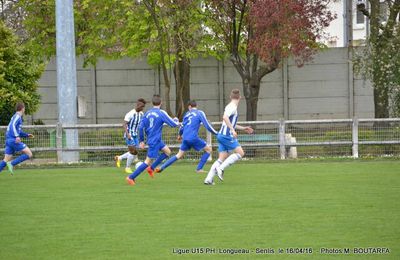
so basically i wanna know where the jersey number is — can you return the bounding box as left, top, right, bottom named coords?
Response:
left=187, top=116, right=193, bottom=125
left=149, top=118, right=154, bottom=128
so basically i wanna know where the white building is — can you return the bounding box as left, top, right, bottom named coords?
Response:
left=324, top=0, right=390, bottom=47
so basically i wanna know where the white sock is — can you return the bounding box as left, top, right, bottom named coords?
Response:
left=119, top=152, right=130, bottom=160
left=219, top=153, right=242, bottom=171
left=204, top=159, right=222, bottom=183
left=126, top=154, right=135, bottom=168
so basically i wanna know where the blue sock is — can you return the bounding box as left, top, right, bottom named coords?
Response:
left=161, top=155, right=178, bottom=171
left=197, top=152, right=210, bottom=171
left=151, top=153, right=168, bottom=170
left=129, top=162, right=148, bottom=180
left=11, top=154, right=30, bottom=166
left=0, top=161, right=6, bottom=172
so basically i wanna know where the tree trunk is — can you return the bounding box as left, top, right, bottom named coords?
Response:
left=160, top=64, right=173, bottom=115
left=174, top=56, right=190, bottom=120
left=373, top=81, right=389, bottom=119
left=242, top=77, right=261, bottom=121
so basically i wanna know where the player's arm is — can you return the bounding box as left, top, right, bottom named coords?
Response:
left=199, top=111, right=218, bottom=135
left=138, top=117, right=147, bottom=144
left=123, top=121, right=131, bottom=139
left=236, top=124, right=254, bottom=134
left=222, top=114, right=237, bottom=138
left=161, top=110, right=179, bottom=127
left=123, top=112, right=132, bottom=139
left=178, top=113, right=188, bottom=137
left=14, top=118, right=32, bottom=141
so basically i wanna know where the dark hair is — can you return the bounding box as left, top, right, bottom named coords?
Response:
left=137, top=98, right=147, bottom=105
left=15, top=102, right=25, bottom=112
left=230, top=89, right=241, bottom=100
left=187, top=100, right=197, bottom=107
left=152, top=95, right=162, bottom=106
left=136, top=98, right=146, bottom=111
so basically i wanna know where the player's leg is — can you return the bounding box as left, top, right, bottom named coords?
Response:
left=1, top=140, right=15, bottom=174
left=126, top=156, right=153, bottom=185
left=8, top=146, right=32, bottom=174
left=204, top=151, right=228, bottom=184
left=156, top=150, right=185, bottom=173
left=149, top=143, right=170, bottom=171
left=216, top=145, right=244, bottom=178
left=0, top=154, right=13, bottom=173
left=114, top=151, right=130, bottom=168
left=125, top=145, right=138, bottom=174
left=194, top=138, right=211, bottom=173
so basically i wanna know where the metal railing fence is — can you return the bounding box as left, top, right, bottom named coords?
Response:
left=0, top=118, right=399, bottom=164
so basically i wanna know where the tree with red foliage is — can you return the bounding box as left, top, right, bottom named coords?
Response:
left=205, top=0, right=335, bottom=120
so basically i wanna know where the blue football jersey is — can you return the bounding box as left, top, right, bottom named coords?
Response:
left=139, top=108, right=179, bottom=145
left=6, top=112, right=29, bottom=139
left=179, top=109, right=217, bottom=140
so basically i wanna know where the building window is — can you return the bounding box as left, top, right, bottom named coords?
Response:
left=356, top=9, right=365, bottom=24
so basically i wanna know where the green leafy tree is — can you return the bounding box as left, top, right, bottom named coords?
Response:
left=355, top=0, right=400, bottom=118
left=16, top=0, right=208, bottom=118
left=0, top=20, right=44, bottom=125
left=204, top=0, right=335, bottom=120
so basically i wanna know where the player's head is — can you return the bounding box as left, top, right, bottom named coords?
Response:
left=15, top=102, right=25, bottom=114
left=187, top=100, right=197, bottom=110
left=230, top=89, right=241, bottom=101
left=152, top=94, right=162, bottom=107
left=136, top=98, right=146, bottom=112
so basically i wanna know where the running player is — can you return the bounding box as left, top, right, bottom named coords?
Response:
left=114, top=98, right=146, bottom=173
left=204, top=89, right=253, bottom=185
left=155, top=100, right=218, bottom=173
left=0, top=102, right=34, bottom=175
left=126, top=95, right=179, bottom=186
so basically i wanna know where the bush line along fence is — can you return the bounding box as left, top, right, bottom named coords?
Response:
left=1, top=118, right=399, bottom=164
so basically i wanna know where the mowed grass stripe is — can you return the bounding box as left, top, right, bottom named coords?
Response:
left=0, top=161, right=399, bottom=259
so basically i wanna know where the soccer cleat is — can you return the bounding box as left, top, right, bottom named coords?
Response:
left=204, top=180, right=215, bottom=185
left=146, top=166, right=154, bottom=178
left=124, top=167, right=133, bottom=174
left=216, top=167, right=224, bottom=181
left=126, top=176, right=136, bottom=186
left=114, top=156, right=121, bottom=168
left=6, top=162, right=14, bottom=175
left=196, top=169, right=206, bottom=173
left=155, top=167, right=163, bottom=174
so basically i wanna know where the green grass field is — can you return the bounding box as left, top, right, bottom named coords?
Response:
left=0, top=161, right=399, bottom=259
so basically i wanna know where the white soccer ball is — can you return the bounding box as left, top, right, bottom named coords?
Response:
left=135, top=161, right=144, bottom=169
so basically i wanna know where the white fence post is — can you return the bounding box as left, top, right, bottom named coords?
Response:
left=56, top=122, right=63, bottom=163
left=352, top=117, right=359, bottom=158
left=279, top=119, right=286, bottom=160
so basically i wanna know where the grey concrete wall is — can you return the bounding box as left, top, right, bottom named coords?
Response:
left=33, top=47, right=374, bottom=124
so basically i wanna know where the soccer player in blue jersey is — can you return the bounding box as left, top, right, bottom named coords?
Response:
left=126, top=95, right=179, bottom=186
left=204, top=89, right=253, bottom=185
left=0, top=102, right=34, bottom=175
left=114, top=98, right=146, bottom=174
left=155, top=100, right=218, bottom=174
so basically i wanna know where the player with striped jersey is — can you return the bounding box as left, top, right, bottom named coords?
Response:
left=114, top=98, right=146, bottom=174
left=126, top=95, right=180, bottom=186
left=0, top=102, right=34, bottom=175
left=204, top=89, right=253, bottom=185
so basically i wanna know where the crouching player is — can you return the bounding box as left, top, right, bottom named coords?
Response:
left=115, top=98, right=146, bottom=174
left=0, top=102, right=34, bottom=175
left=155, top=100, right=218, bottom=173
left=204, top=89, right=253, bottom=185
left=126, top=95, right=179, bottom=186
